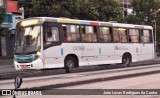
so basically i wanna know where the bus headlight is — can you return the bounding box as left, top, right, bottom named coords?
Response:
left=45, top=60, right=48, bottom=64
left=36, top=51, right=41, bottom=58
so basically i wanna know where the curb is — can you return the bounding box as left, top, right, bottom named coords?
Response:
left=30, top=69, right=160, bottom=90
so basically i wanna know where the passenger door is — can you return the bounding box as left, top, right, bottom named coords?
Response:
left=141, top=30, right=153, bottom=60
left=43, top=22, right=62, bottom=68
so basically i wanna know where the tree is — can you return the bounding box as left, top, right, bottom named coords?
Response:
left=0, top=6, right=6, bottom=56
left=18, top=0, right=122, bottom=21
left=131, top=0, right=160, bottom=25
left=124, top=0, right=160, bottom=41
left=0, top=6, right=5, bottom=23
left=0, top=6, right=6, bottom=36
left=98, top=0, right=123, bottom=21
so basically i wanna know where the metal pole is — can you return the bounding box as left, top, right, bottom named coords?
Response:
left=155, top=21, right=157, bottom=49
left=154, top=19, right=157, bottom=58
left=19, top=7, right=24, bottom=19
left=123, top=0, right=124, bottom=17
left=22, top=9, right=24, bottom=19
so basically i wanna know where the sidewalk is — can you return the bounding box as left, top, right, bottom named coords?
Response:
left=0, top=56, right=13, bottom=66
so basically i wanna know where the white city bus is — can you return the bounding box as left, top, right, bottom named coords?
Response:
left=14, top=17, right=154, bottom=73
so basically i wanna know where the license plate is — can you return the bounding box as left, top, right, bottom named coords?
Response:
left=21, top=65, right=27, bottom=68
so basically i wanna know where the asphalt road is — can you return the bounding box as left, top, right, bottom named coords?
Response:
left=43, top=73, right=160, bottom=98
left=60, top=73, right=160, bottom=89
left=1, top=69, right=160, bottom=98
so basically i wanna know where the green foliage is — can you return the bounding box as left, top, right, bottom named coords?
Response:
left=0, top=6, right=6, bottom=37
left=125, top=0, right=160, bottom=40
left=127, top=0, right=160, bottom=25
left=18, top=0, right=122, bottom=21
left=98, top=0, right=122, bottom=21
left=0, top=28, right=5, bottom=37
left=125, top=15, right=141, bottom=24
left=0, top=6, right=5, bottom=23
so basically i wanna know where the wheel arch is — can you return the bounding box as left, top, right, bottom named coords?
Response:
left=122, top=52, right=132, bottom=62
left=64, top=54, right=79, bottom=67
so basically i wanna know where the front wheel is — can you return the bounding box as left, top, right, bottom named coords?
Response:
left=122, top=54, right=131, bottom=67
left=64, top=56, right=76, bottom=73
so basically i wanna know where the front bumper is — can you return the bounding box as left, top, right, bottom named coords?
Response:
left=14, top=58, right=44, bottom=70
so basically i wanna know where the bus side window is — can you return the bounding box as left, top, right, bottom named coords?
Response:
left=129, top=29, right=139, bottom=43
left=149, top=30, right=153, bottom=43
left=44, top=26, right=60, bottom=44
left=141, top=30, right=150, bottom=43
left=99, top=27, right=112, bottom=42
left=82, top=26, right=97, bottom=42
left=43, top=26, right=47, bottom=44
left=113, top=28, right=120, bottom=42
left=118, top=28, right=127, bottom=43
left=63, top=24, right=80, bottom=42
left=62, top=25, right=67, bottom=41
left=92, top=26, right=97, bottom=42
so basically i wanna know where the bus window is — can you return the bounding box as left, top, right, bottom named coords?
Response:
left=44, top=26, right=60, bottom=44
left=63, top=24, right=80, bottom=42
left=129, top=29, right=139, bottom=43
left=118, top=28, right=127, bottom=43
left=113, top=28, right=120, bottom=42
left=141, top=30, right=151, bottom=43
left=99, top=27, right=112, bottom=42
left=149, top=30, right=153, bottom=43
left=82, top=26, right=97, bottom=42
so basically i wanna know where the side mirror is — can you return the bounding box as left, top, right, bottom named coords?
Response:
left=14, top=75, right=23, bottom=89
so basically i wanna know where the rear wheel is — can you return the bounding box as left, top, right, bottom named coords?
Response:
left=64, top=56, right=76, bottom=73
left=122, top=54, right=131, bottom=67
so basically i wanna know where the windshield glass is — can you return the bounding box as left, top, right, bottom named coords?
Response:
left=15, top=25, right=41, bottom=54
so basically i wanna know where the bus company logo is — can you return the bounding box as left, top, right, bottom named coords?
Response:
left=115, top=46, right=128, bottom=50
left=73, top=46, right=85, bottom=51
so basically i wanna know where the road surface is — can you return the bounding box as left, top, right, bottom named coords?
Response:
left=1, top=64, right=160, bottom=98
left=23, top=73, right=160, bottom=98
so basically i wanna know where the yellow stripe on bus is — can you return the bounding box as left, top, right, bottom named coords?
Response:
left=118, top=28, right=126, bottom=31
left=59, top=19, right=80, bottom=24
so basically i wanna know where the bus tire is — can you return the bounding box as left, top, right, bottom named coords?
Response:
left=64, top=56, right=76, bottom=73
left=122, top=54, right=131, bottom=67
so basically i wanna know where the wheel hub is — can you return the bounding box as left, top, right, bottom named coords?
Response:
left=123, top=57, right=129, bottom=64
left=67, top=60, right=74, bottom=68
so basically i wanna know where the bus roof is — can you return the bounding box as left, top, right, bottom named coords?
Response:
left=25, top=17, right=153, bottom=30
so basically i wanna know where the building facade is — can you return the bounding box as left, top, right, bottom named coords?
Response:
left=119, top=0, right=133, bottom=16
left=0, top=0, right=22, bottom=57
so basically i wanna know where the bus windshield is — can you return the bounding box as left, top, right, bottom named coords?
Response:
left=15, top=25, right=41, bottom=54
